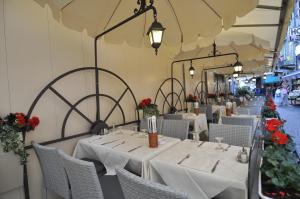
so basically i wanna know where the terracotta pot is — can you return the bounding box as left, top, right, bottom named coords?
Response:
left=226, top=108, right=232, bottom=116
left=148, top=133, right=158, bottom=148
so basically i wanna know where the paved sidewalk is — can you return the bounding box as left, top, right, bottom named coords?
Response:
left=277, top=105, right=300, bottom=154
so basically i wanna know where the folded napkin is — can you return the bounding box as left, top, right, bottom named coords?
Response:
left=180, top=155, right=220, bottom=173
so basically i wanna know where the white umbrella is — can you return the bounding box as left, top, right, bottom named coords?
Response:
left=173, top=31, right=271, bottom=68
left=34, top=0, right=258, bottom=47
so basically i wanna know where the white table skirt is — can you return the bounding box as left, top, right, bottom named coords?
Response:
left=149, top=140, right=248, bottom=199
left=73, top=130, right=180, bottom=179
left=180, top=113, right=208, bottom=132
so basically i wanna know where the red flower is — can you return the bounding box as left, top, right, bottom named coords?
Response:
left=138, top=98, right=152, bottom=109
left=271, top=131, right=288, bottom=145
left=16, top=114, right=26, bottom=126
left=28, top=116, right=40, bottom=128
left=265, top=119, right=283, bottom=132
left=279, top=191, right=286, bottom=197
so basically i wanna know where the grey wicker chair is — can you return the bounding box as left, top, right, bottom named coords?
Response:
left=140, top=117, right=163, bottom=133
left=116, top=168, right=189, bottom=199
left=163, top=114, right=183, bottom=120
left=209, top=123, right=252, bottom=147
left=32, top=143, right=71, bottom=199
left=221, top=116, right=256, bottom=134
left=58, top=150, right=104, bottom=199
left=161, top=119, right=190, bottom=140
left=236, top=107, right=250, bottom=115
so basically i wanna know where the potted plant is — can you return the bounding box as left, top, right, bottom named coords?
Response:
left=0, top=113, right=40, bottom=164
left=259, top=99, right=300, bottom=198
left=137, top=98, right=159, bottom=118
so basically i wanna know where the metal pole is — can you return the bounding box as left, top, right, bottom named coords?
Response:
left=170, top=52, right=238, bottom=110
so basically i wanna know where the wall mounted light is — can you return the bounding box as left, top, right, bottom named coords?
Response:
left=263, top=75, right=267, bottom=80
left=228, top=77, right=232, bottom=82
left=233, top=60, right=243, bottom=72
left=189, top=61, right=195, bottom=78
left=147, top=19, right=165, bottom=55
left=252, top=78, right=256, bottom=82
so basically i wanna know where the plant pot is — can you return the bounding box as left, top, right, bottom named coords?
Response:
left=259, top=170, right=273, bottom=199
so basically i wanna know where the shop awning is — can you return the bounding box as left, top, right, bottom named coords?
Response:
left=282, top=70, right=300, bottom=80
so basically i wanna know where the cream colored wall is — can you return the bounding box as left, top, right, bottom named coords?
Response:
left=0, top=0, right=186, bottom=199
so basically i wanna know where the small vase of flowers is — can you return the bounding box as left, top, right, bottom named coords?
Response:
left=137, top=98, right=159, bottom=118
left=0, top=113, right=40, bottom=165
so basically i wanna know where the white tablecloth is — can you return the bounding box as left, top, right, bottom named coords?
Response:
left=73, top=130, right=180, bottom=179
left=149, top=140, right=249, bottom=199
left=180, top=113, right=208, bottom=132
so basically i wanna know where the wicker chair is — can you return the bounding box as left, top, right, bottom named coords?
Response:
left=32, top=143, right=71, bottom=199
left=221, top=116, right=256, bottom=135
left=209, top=123, right=252, bottom=147
left=58, top=150, right=104, bottom=199
left=116, top=168, right=189, bottom=199
left=140, top=117, right=163, bottom=133
left=161, top=119, right=190, bottom=140
left=236, top=107, right=250, bottom=115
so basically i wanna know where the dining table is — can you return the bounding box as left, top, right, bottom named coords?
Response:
left=149, top=140, right=249, bottom=199
left=179, top=112, right=208, bottom=133
left=73, top=129, right=181, bottom=179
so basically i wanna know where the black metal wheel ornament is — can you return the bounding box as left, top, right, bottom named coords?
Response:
left=154, top=78, right=186, bottom=114
left=25, top=67, right=139, bottom=147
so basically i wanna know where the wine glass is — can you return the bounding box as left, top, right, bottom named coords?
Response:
left=215, top=137, right=224, bottom=150
left=117, top=126, right=123, bottom=134
left=192, top=131, right=199, bottom=142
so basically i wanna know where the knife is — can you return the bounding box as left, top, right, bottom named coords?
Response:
left=211, top=160, right=220, bottom=173
left=100, top=139, right=120, bottom=145
left=197, top=141, right=205, bottom=147
left=128, top=145, right=143, bottom=152
left=177, top=154, right=190, bottom=165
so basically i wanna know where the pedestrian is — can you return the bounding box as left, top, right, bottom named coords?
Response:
left=275, top=86, right=282, bottom=106
left=281, top=86, right=289, bottom=106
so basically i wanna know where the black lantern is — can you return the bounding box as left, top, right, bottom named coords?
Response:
left=233, top=60, right=243, bottom=72
left=233, top=71, right=239, bottom=78
left=147, top=19, right=165, bottom=55
left=189, top=61, right=195, bottom=78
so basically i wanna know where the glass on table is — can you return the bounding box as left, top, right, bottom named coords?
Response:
left=215, top=137, right=224, bottom=150
left=103, top=128, right=109, bottom=135
left=191, top=131, right=199, bottom=142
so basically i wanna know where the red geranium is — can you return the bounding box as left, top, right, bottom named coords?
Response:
left=271, top=131, right=288, bottom=145
left=28, top=116, right=40, bottom=129
left=138, top=98, right=151, bottom=109
left=15, top=113, right=26, bottom=126
left=265, top=119, right=283, bottom=132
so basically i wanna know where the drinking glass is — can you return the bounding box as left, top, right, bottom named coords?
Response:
left=215, top=137, right=224, bottom=150
left=192, top=131, right=199, bottom=142
left=103, top=128, right=109, bottom=135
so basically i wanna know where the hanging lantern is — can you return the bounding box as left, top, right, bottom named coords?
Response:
left=233, top=71, right=239, bottom=78
left=233, top=61, right=243, bottom=72
left=189, top=61, right=195, bottom=78
left=147, top=19, right=165, bottom=55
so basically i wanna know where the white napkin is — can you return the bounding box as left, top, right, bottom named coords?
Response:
left=180, top=155, right=220, bottom=173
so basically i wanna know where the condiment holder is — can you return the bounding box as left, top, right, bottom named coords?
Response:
left=236, top=147, right=249, bottom=163
left=225, top=102, right=232, bottom=116
left=147, top=116, right=158, bottom=148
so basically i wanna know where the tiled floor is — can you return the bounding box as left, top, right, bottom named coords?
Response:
left=277, top=105, right=300, bottom=155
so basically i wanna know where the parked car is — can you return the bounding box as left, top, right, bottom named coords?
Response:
left=288, top=90, right=300, bottom=105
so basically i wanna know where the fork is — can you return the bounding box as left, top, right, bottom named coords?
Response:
left=223, top=145, right=231, bottom=151
left=177, top=154, right=190, bottom=165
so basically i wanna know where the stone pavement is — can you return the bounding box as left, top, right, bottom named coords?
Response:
left=277, top=105, right=300, bottom=155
